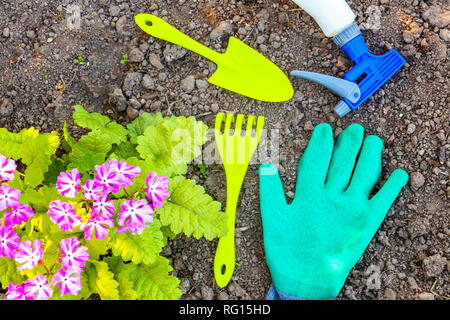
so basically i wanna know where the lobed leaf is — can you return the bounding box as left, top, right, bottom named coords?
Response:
left=105, top=256, right=138, bottom=300
left=156, top=176, right=227, bottom=240
left=68, top=130, right=112, bottom=174
left=0, top=127, right=60, bottom=188
left=109, top=219, right=166, bottom=265
left=127, top=112, right=164, bottom=144
left=84, top=260, right=119, bottom=300
left=72, top=105, right=127, bottom=144
left=0, top=257, right=23, bottom=289
left=81, top=237, right=110, bottom=261
left=131, top=256, right=181, bottom=300
left=136, top=115, right=208, bottom=178
left=107, top=255, right=181, bottom=300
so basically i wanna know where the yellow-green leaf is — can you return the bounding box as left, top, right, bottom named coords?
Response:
left=84, top=261, right=119, bottom=300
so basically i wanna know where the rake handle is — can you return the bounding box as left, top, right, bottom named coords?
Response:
left=134, top=13, right=222, bottom=63
left=213, top=181, right=242, bottom=288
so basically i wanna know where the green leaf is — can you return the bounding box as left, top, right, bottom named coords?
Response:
left=23, top=131, right=61, bottom=187
left=0, top=257, right=23, bottom=289
left=127, top=112, right=164, bottom=144
left=43, top=157, right=66, bottom=185
left=73, top=105, right=110, bottom=129
left=63, top=120, right=76, bottom=152
left=110, top=219, right=165, bottom=265
left=20, top=185, right=62, bottom=212
left=107, top=255, right=181, bottom=300
left=120, top=54, right=129, bottom=64
left=135, top=116, right=208, bottom=177
left=136, top=126, right=184, bottom=177
left=72, top=105, right=127, bottom=144
left=7, top=174, right=26, bottom=192
left=76, top=56, right=85, bottom=64
left=81, top=237, right=110, bottom=261
left=130, top=256, right=181, bottom=300
left=105, top=256, right=138, bottom=300
left=103, top=122, right=129, bottom=145
left=156, top=176, right=227, bottom=240
left=42, top=238, right=62, bottom=267
left=160, top=225, right=177, bottom=240
left=24, top=212, right=66, bottom=245
left=68, top=130, right=112, bottom=173
left=109, top=141, right=140, bottom=161
left=198, top=163, right=207, bottom=177
left=84, top=260, right=119, bottom=300
left=74, top=131, right=111, bottom=153
left=0, top=127, right=60, bottom=188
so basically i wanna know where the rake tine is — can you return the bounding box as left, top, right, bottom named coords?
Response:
left=234, top=114, right=245, bottom=137
left=224, top=113, right=234, bottom=135
left=245, top=115, right=255, bottom=137
left=215, top=112, right=225, bottom=135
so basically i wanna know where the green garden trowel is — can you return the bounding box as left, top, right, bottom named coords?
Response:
left=135, top=14, right=293, bottom=102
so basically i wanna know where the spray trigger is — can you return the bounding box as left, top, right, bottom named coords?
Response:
left=291, top=71, right=361, bottom=104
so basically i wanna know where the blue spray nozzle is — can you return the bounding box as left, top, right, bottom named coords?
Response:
left=291, top=23, right=406, bottom=117
left=337, top=34, right=406, bottom=116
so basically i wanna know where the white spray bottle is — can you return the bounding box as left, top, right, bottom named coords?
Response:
left=291, top=0, right=406, bottom=117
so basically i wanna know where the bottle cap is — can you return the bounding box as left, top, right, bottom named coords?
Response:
left=333, top=23, right=361, bottom=48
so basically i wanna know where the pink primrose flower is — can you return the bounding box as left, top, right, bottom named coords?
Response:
left=145, top=172, right=169, bottom=209
left=4, top=203, right=34, bottom=227
left=24, top=275, right=53, bottom=300
left=0, top=184, right=21, bottom=211
left=6, top=283, right=28, bottom=300
left=81, top=179, right=104, bottom=201
left=14, top=239, right=44, bottom=271
left=51, top=268, right=83, bottom=298
left=91, top=192, right=116, bottom=218
left=47, top=200, right=82, bottom=232
left=59, top=236, right=89, bottom=273
left=0, top=226, right=20, bottom=258
left=108, top=158, right=141, bottom=188
left=0, top=154, right=17, bottom=182
left=94, top=163, right=122, bottom=194
left=56, top=168, right=81, bottom=198
left=80, top=215, right=114, bottom=240
left=116, top=198, right=153, bottom=235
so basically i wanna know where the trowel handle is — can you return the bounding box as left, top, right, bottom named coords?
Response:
left=135, top=13, right=221, bottom=62
left=292, top=0, right=356, bottom=37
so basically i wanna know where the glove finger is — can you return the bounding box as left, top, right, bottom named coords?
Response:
left=368, top=169, right=409, bottom=225
left=325, top=123, right=364, bottom=191
left=295, top=123, right=334, bottom=194
left=346, top=135, right=383, bottom=197
left=258, top=163, right=288, bottom=219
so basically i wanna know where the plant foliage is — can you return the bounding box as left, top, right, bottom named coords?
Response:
left=0, top=105, right=226, bottom=300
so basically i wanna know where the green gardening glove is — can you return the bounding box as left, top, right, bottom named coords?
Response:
left=258, top=123, right=408, bottom=300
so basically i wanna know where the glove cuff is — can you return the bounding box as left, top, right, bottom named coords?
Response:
left=267, top=283, right=336, bottom=300
left=269, top=268, right=345, bottom=300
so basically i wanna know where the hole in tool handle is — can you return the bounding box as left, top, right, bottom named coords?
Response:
left=214, top=254, right=235, bottom=288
